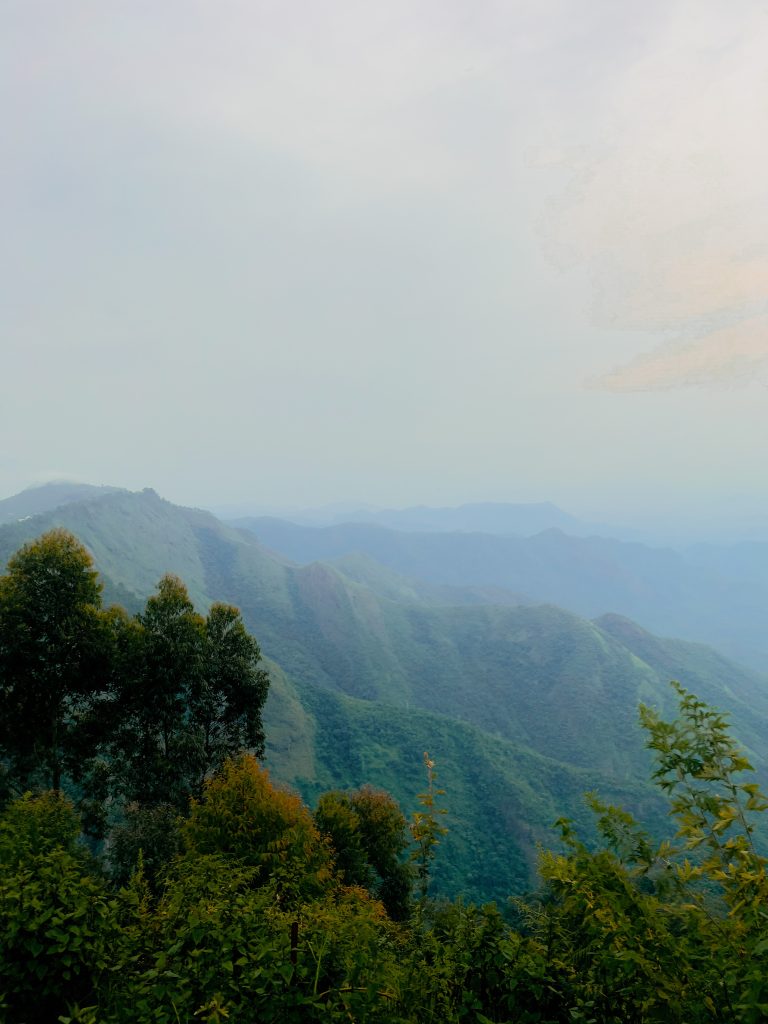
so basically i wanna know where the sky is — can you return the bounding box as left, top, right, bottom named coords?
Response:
left=2, top=0, right=767, bottom=527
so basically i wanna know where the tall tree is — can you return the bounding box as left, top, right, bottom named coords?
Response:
left=116, top=574, right=203, bottom=808
left=315, top=785, right=412, bottom=919
left=112, top=575, right=269, bottom=810
left=195, top=601, right=269, bottom=790
left=0, top=529, right=112, bottom=793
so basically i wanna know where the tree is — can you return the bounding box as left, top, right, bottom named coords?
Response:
left=111, top=575, right=203, bottom=809
left=519, top=683, right=768, bottom=1023
left=183, top=755, right=333, bottom=900
left=639, top=684, right=768, bottom=1021
left=0, top=530, right=113, bottom=793
left=111, top=575, right=269, bottom=811
left=196, top=601, right=269, bottom=789
left=409, top=752, right=448, bottom=904
left=315, top=786, right=412, bottom=919
left=315, top=791, right=373, bottom=889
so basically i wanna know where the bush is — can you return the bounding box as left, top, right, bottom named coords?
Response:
left=183, top=755, right=334, bottom=901
left=0, top=793, right=117, bottom=1022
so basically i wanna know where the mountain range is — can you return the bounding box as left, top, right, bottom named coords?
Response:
left=234, top=515, right=768, bottom=671
left=213, top=500, right=604, bottom=537
left=1, top=481, right=767, bottom=904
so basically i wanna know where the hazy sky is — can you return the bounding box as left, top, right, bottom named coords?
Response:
left=3, top=1, right=767, bottom=523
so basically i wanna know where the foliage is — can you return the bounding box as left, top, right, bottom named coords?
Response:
left=639, top=684, right=768, bottom=1021
left=110, top=575, right=269, bottom=812
left=5, top=685, right=768, bottom=1022
left=107, top=802, right=184, bottom=889
left=533, top=820, right=693, bottom=1022
left=403, top=899, right=532, bottom=1023
left=110, top=574, right=202, bottom=808
left=509, top=682, right=768, bottom=1023
left=0, top=789, right=82, bottom=865
left=111, top=855, right=407, bottom=1023
left=8, top=496, right=768, bottom=905
left=315, top=785, right=412, bottom=919
left=10, top=525, right=768, bottom=1021
left=183, top=754, right=334, bottom=902
left=0, top=529, right=271, bottom=893
left=410, top=752, right=449, bottom=903
left=0, top=793, right=118, bottom=1022
left=199, top=601, right=269, bottom=777
left=0, top=530, right=114, bottom=793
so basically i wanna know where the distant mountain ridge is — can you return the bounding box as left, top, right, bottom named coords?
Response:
left=216, top=499, right=637, bottom=539
left=0, top=481, right=124, bottom=523
left=295, top=501, right=589, bottom=535
left=235, top=515, right=768, bottom=672
left=3, top=484, right=768, bottom=903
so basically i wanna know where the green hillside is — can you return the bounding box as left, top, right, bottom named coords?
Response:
left=2, top=486, right=767, bottom=902
left=281, top=679, right=672, bottom=904
left=236, top=515, right=768, bottom=671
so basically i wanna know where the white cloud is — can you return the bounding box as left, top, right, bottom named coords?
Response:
left=592, top=314, right=768, bottom=391
left=538, top=0, right=768, bottom=388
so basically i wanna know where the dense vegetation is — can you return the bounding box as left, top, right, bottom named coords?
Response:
left=3, top=529, right=768, bottom=1021
left=0, top=530, right=268, bottom=821
left=3, top=486, right=768, bottom=908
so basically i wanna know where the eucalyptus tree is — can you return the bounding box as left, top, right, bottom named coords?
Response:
left=0, top=529, right=114, bottom=795
left=0, top=531, right=269, bottom=825
left=111, top=574, right=269, bottom=811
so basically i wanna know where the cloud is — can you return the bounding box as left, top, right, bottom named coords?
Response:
left=537, top=0, right=768, bottom=388
left=592, top=314, right=768, bottom=391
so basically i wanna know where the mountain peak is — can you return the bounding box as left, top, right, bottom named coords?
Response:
left=0, top=481, right=125, bottom=524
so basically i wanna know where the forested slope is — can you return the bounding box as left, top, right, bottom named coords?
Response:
left=2, top=485, right=768, bottom=901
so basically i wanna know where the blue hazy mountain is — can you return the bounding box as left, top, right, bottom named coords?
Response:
left=234, top=516, right=768, bottom=672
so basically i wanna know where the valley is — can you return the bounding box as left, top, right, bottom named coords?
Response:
left=2, top=482, right=766, bottom=904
